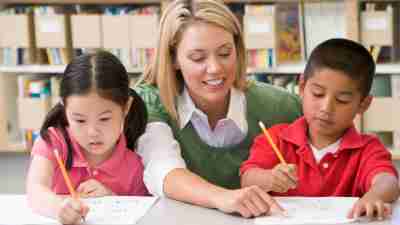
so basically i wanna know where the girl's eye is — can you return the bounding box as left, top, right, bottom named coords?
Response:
left=75, top=119, right=85, bottom=124
left=191, top=57, right=204, bottom=62
left=100, top=118, right=111, bottom=122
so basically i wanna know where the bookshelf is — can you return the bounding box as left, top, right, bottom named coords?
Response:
left=0, top=65, right=144, bottom=74
left=0, top=0, right=400, bottom=161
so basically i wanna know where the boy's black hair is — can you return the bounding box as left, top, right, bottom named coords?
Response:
left=304, top=38, right=375, bottom=97
left=40, top=50, right=148, bottom=170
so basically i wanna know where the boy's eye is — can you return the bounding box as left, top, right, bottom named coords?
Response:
left=336, top=98, right=351, bottom=104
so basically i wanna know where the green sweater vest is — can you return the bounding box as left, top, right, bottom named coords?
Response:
left=136, top=81, right=302, bottom=189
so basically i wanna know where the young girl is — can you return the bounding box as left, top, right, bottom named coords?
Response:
left=26, top=51, right=149, bottom=225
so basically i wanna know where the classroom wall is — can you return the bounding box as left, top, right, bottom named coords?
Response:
left=0, top=153, right=400, bottom=194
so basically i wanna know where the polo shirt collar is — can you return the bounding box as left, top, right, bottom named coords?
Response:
left=67, top=128, right=127, bottom=176
left=280, top=116, right=366, bottom=152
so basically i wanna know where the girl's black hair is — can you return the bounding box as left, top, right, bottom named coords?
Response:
left=40, top=50, right=148, bottom=170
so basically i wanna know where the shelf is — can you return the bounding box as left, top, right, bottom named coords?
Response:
left=247, top=63, right=400, bottom=75
left=0, top=143, right=27, bottom=153
left=0, top=65, right=144, bottom=74
left=1, top=0, right=161, bottom=4
left=390, top=149, right=400, bottom=161
left=1, top=0, right=328, bottom=3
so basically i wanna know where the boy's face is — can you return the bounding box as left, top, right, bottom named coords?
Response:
left=299, top=69, right=372, bottom=142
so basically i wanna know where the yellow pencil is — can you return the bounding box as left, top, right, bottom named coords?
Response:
left=53, top=149, right=85, bottom=221
left=53, top=149, right=78, bottom=199
left=258, top=121, right=287, bottom=165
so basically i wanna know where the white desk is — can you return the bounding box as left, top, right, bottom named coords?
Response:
left=137, top=198, right=400, bottom=225
left=0, top=195, right=398, bottom=225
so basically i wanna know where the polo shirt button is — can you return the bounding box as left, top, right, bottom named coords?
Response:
left=333, top=154, right=338, bottom=158
left=322, top=163, right=329, bottom=169
left=93, top=170, right=98, bottom=176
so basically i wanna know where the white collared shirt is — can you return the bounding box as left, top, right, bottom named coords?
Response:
left=137, top=87, right=248, bottom=196
left=177, top=87, right=247, bottom=147
left=310, top=138, right=341, bottom=163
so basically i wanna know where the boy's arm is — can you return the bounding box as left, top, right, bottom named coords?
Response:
left=240, top=128, right=297, bottom=193
left=366, top=172, right=399, bottom=203
left=349, top=172, right=399, bottom=220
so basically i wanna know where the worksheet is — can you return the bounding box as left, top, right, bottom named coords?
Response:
left=255, top=197, right=359, bottom=225
left=0, top=195, right=158, bottom=225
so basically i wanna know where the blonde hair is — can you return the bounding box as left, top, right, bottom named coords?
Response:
left=143, top=0, right=248, bottom=123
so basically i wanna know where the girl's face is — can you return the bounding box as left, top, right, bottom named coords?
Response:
left=65, top=92, right=126, bottom=163
left=175, top=22, right=237, bottom=110
left=300, top=69, right=371, bottom=144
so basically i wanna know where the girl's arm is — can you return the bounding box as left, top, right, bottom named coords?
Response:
left=26, top=155, right=64, bottom=218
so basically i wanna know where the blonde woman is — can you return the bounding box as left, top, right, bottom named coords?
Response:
left=136, top=0, right=302, bottom=218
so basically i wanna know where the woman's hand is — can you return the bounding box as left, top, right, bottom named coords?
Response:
left=77, top=179, right=115, bottom=198
left=213, top=185, right=284, bottom=218
left=57, top=197, right=89, bottom=225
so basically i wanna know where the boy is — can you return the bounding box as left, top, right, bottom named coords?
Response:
left=240, top=38, right=399, bottom=220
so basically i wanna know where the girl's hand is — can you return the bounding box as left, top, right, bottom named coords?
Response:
left=348, top=191, right=392, bottom=221
left=57, top=198, right=89, bottom=225
left=77, top=179, right=115, bottom=198
left=266, top=163, right=297, bottom=193
left=213, top=185, right=285, bottom=218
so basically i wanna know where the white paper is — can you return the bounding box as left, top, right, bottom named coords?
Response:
left=82, top=196, right=158, bottom=225
left=255, top=197, right=359, bottom=225
left=0, top=195, right=158, bottom=225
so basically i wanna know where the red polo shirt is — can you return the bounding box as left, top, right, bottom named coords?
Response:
left=240, top=117, right=398, bottom=197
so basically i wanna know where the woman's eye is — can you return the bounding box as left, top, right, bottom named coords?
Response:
left=312, top=93, right=323, bottom=98
left=75, top=119, right=85, bottom=124
left=219, top=52, right=231, bottom=57
left=100, top=118, right=110, bottom=122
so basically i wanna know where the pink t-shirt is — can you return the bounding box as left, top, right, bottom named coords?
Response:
left=31, top=127, right=149, bottom=196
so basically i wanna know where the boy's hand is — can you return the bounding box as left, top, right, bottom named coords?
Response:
left=57, top=197, right=89, bottom=225
left=77, top=179, right=115, bottom=198
left=265, top=163, right=297, bottom=193
left=348, top=191, right=392, bottom=221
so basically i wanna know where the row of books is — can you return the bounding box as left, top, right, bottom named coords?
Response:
left=0, top=5, right=160, bottom=70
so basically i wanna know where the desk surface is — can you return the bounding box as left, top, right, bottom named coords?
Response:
left=137, top=198, right=400, bottom=225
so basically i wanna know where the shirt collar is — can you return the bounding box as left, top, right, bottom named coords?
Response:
left=281, top=116, right=366, bottom=152
left=177, top=86, right=247, bottom=132
left=68, top=128, right=128, bottom=176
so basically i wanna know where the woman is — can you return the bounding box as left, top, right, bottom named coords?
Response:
left=135, top=0, right=302, bottom=218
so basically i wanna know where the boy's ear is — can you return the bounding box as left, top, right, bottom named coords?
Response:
left=298, top=74, right=306, bottom=99
left=357, top=95, right=373, bottom=114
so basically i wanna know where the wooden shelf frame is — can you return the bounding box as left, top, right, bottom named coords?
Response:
left=1, top=0, right=161, bottom=4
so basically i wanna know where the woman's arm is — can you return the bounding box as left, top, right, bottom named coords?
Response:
left=137, top=122, right=283, bottom=217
